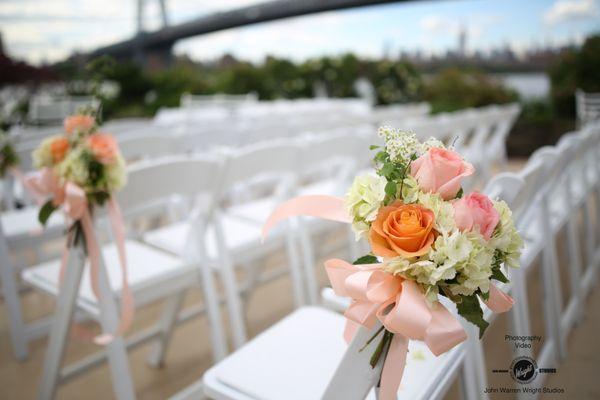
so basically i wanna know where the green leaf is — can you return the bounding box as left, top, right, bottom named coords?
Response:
left=491, top=266, right=509, bottom=283
left=491, top=249, right=509, bottom=283
left=455, top=188, right=464, bottom=199
left=479, top=290, right=490, bottom=301
left=384, top=181, right=397, bottom=197
left=457, top=294, right=489, bottom=338
left=369, top=145, right=380, bottom=150
left=38, top=200, right=57, bottom=226
left=353, top=254, right=378, bottom=265
left=380, top=162, right=395, bottom=177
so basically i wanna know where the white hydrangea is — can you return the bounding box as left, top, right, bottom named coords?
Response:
left=32, top=135, right=59, bottom=169
left=490, top=200, right=523, bottom=269
left=417, top=191, right=456, bottom=234
left=378, top=126, right=420, bottom=164
left=345, top=174, right=386, bottom=240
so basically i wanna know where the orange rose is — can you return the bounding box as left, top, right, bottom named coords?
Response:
left=87, top=133, right=118, bottom=165
left=369, top=201, right=436, bottom=258
left=50, top=137, right=69, bottom=163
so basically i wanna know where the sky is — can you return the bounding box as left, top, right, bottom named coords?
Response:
left=1, top=0, right=599, bottom=65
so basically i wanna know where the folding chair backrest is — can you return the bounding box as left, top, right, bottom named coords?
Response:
left=118, top=134, right=178, bottom=162
left=218, top=141, right=301, bottom=199
left=115, top=155, right=223, bottom=219
left=510, top=156, right=547, bottom=229
left=483, top=172, right=524, bottom=208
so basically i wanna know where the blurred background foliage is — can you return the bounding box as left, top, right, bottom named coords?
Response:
left=6, top=34, right=600, bottom=156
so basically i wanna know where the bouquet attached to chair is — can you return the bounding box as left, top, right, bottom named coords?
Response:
left=27, top=112, right=133, bottom=344
left=263, top=127, right=522, bottom=399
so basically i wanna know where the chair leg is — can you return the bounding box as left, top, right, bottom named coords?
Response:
left=542, top=236, right=567, bottom=361
left=147, top=290, right=186, bottom=368
left=284, top=219, right=307, bottom=307
left=213, top=216, right=247, bottom=349
left=197, top=265, right=228, bottom=361
left=38, top=245, right=87, bottom=400
left=0, top=233, right=29, bottom=360
left=96, top=252, right=136, bottom=400
left=297, top=219, right=319, bottom=305
left=565, top=217, right=584, bottom=326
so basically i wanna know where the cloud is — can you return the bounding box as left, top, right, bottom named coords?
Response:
left=543, top=0, right=599, bottom=25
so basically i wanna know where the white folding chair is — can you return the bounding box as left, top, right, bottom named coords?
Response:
left=144, top=142, right=307, bottom=349
left=21, top=156, right=228, bottom=399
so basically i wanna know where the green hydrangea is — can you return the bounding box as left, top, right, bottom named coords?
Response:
left=32, top=135, right=60, bottom=169
left=57, top=147, right=88, bottom=188
left=106, top=154, right=127, bottom=192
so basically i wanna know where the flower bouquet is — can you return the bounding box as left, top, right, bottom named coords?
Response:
left=27, top=112, right=132, bottom=343
left=263, top=127, right=521, bottom=399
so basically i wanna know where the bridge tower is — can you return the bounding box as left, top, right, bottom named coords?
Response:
left=134, top=0, right=173, bottom=69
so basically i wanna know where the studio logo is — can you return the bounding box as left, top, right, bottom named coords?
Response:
left=510, top=356, right=538, bottom=384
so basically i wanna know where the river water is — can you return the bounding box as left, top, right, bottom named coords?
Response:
left=491, top=72, right=550, bottom=100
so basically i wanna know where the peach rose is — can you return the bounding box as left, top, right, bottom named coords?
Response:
left=410, top=148, right=474, bottom=200
left=64, top=115, right=95, bottom=135
left=87, top=133, right=119, bottom=165
left=50, top=137, right=69, bottom=164
left=453, top=192, right=500, bottom=240
left=369, top=200, right=436, bottom=258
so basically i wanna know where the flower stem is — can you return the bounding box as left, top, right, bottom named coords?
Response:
left=370, top=330, right=393, bottom=368
left=359, top=325, right=385, bottom=352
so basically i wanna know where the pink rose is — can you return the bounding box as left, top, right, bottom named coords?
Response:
left=410, top=148, right=474, bottom=200
left=453, top=192, right=500, bottom=240
left=64, top=115, right=95, bottom=135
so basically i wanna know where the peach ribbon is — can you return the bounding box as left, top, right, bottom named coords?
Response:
left=263, top=195, right=515, bottom=400
left=26, top=169, right=134, bottom=344
left=9, top=166, right=50, bottom=205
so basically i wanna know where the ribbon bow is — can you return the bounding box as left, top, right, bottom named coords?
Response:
left=325, top=258, right=467, bottom=400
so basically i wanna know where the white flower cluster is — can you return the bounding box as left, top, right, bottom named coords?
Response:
left=378, top=126, right=420, bottom=164
left=378, top=126, right=448, bottom=166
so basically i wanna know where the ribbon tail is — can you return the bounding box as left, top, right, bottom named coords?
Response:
left=484, top=283, right=514, bottom=313
left=379, top=334, right=409, bottom=400
left=262, top=195, right=351, bottom=240
left=80, top=210, right=102, bottom=300
left=96, top=198, right=134, bottom=344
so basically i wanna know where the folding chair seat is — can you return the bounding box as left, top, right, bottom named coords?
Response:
left=203, top=306, right=465, bottom=400
left=23, top=240, right=195, bottom=317
left=2, top=206, right=64, bottom=247
left=144, top=209, right=288, bottom=263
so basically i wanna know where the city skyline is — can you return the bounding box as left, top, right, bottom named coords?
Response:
left=1, top=0, right=599, bottom=65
